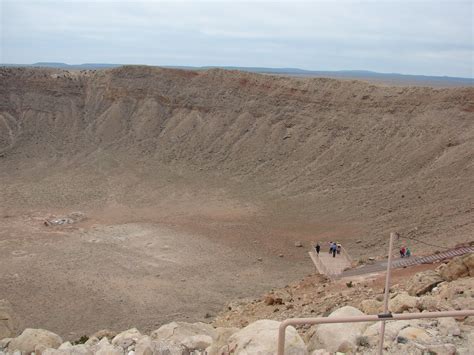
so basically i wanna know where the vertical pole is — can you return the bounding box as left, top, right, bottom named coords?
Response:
left=378, top=232, right=396, bottom=355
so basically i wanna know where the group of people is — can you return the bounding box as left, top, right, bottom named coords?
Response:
left=314, top=241, right=341, bottom=258
left=400, top=246, right=411, bottom=258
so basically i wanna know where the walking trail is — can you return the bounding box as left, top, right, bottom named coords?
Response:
left=309, top=246, right=474, bottom=279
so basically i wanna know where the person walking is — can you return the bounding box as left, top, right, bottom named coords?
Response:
left=329, top=241, right=333, bottom=254
left=315, top=243, right=321, bottom=255
left=331, top=242, right=337, bottom=258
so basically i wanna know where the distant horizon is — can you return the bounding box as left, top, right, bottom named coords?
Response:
left=2, top=1, right=472, bottom=78
left=2, top=61, right=473, bottom=80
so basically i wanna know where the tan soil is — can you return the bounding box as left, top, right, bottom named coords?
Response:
left=0, top=66, right=472, bottom=338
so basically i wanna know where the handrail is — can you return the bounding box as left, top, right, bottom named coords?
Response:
left=277, top=309, right=474, bottom=355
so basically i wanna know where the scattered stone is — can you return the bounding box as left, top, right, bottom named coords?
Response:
left=8, top=328, right=62, bottom=354
left=294, top=241, right=303, bottom=247
left=257, top=257, right=263, bottom=262
left=264, top=296, right=275, bottom=305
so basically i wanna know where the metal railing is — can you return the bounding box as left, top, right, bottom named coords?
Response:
left=279, top=233, right=474, bottom=354
left=277, top=309, right=474, bottom=355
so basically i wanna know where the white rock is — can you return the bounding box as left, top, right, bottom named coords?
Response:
left=95, top=342, right=123, bottom=355
left=425, top=343, right=456, bottom=355
left=311, top=350, right=330, bottom=355
left=84, top=337, right=99, bottom=347
left=111, top=328, right=142, bottom=349
left=181, top=334, right=213, bottom=351
left=437, top=317, right=460, bottom=336
left=308, top=306, right=370, bottom=353
left=389, top=292, right=419, bottom=313
left=8, top=328, right=63, bottom=354
left=397, top=326, right=432, bottom=343
left=151, top=321, right=216, bottom=350
left=222, top=319, right=307, bottom=355
left=133, top=336, right=153, bottom=355
left=363, top=320, right=413, bottom=346
left=58, top=341, right=72, bottom=350
left=206, top=327, right=239, bottom=355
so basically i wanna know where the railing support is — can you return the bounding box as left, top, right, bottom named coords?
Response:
left=277, top=310, right=474, bottom=355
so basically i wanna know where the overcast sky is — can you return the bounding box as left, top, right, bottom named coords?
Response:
left=1, top=0, right=473, bottom=77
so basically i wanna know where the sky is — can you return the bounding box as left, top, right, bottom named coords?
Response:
left=1, top=0, right=473, bottom=77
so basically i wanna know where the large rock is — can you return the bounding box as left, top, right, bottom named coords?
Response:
left=397, top=326, right=432, bottom=343
left=438, top=256, right=469, bottom=281
left=222, top=319, right=307, bottom=355
left=0, top=300, right=16, bottom=340
left=389, top=292, right=419, bottom=313
left=437, top=277, right=474, bottom=310
left=418, top=295, right=450, bottom=312
left=41, top=344, right=92, bottom=355
left=462, top=253, right=474, bottom=276
left=134, top=335, right=153, bottom=355
left=307, top=306, right=370, bottom=353
left=151, top=321, right=216, bottom=352
left=363, top=320, right=414, bottom=346
left=406, top=270, right=444, bottom=296
left=206, top=327, right=239, bottom=355
left=437, top=317, right=460, bottom=336
left=8, top=328, right=62, bottom=354
left=111, top=327, right=142, bottom=349
left=360, top=299, right=383, bottom=314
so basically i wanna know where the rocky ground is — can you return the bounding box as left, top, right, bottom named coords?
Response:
left=1, top=253, right=472, bottom=354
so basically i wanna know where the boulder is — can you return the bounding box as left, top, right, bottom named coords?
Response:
left=363, top=320, right=414, bottom=346
left=91, top=329, right=117, bottom=340
left=134, top=336, right=153, bottom=355
left=41, top=344, right=92, bottom=355
left=307, top=306, right=370, bottom=353
left=93, top=337, right=122, bottom=355
left=181, top=334, right=213, bottom=351
left=406, top=270, right=444, bottom=296
left=389, top=292, right=419, bottom=313
left=437, top=317, right=460, bottom=336
left=438, top=256, right=469, bottom=281
left=0, top=338, right=11, bottom=350
left=418, top=295, right=450, bottom=312
left=397, top=326, right=432, bottom=343
left=0, top=300, right=16, bottom=340
left=206, top=327, right=239, bottom=355
left=425, top=343, right=456, bottom=355
left=360, top=299, right=383, bottom=314
left=437, top=277, right=474, bottom=310
left=151, top=321, right=216, bottom=351
left=8, top=328, right=62, bottom=354
left=462, top=253, right=474, bottom=276
left=111, top=328, right=142, bottom=349
left=222, top=319, right=307, bottom=355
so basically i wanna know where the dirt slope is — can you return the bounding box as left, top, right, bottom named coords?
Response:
left=1, top=65, right=473, bottom=250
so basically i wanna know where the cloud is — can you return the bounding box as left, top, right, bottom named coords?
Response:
left=1, top=0, right=472, bottom=77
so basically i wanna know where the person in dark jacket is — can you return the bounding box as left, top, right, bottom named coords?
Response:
left=315, top=243, right=321, bottom=255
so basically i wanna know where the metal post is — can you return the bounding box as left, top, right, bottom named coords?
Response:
left=378, top=232, right=397, bottom=355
